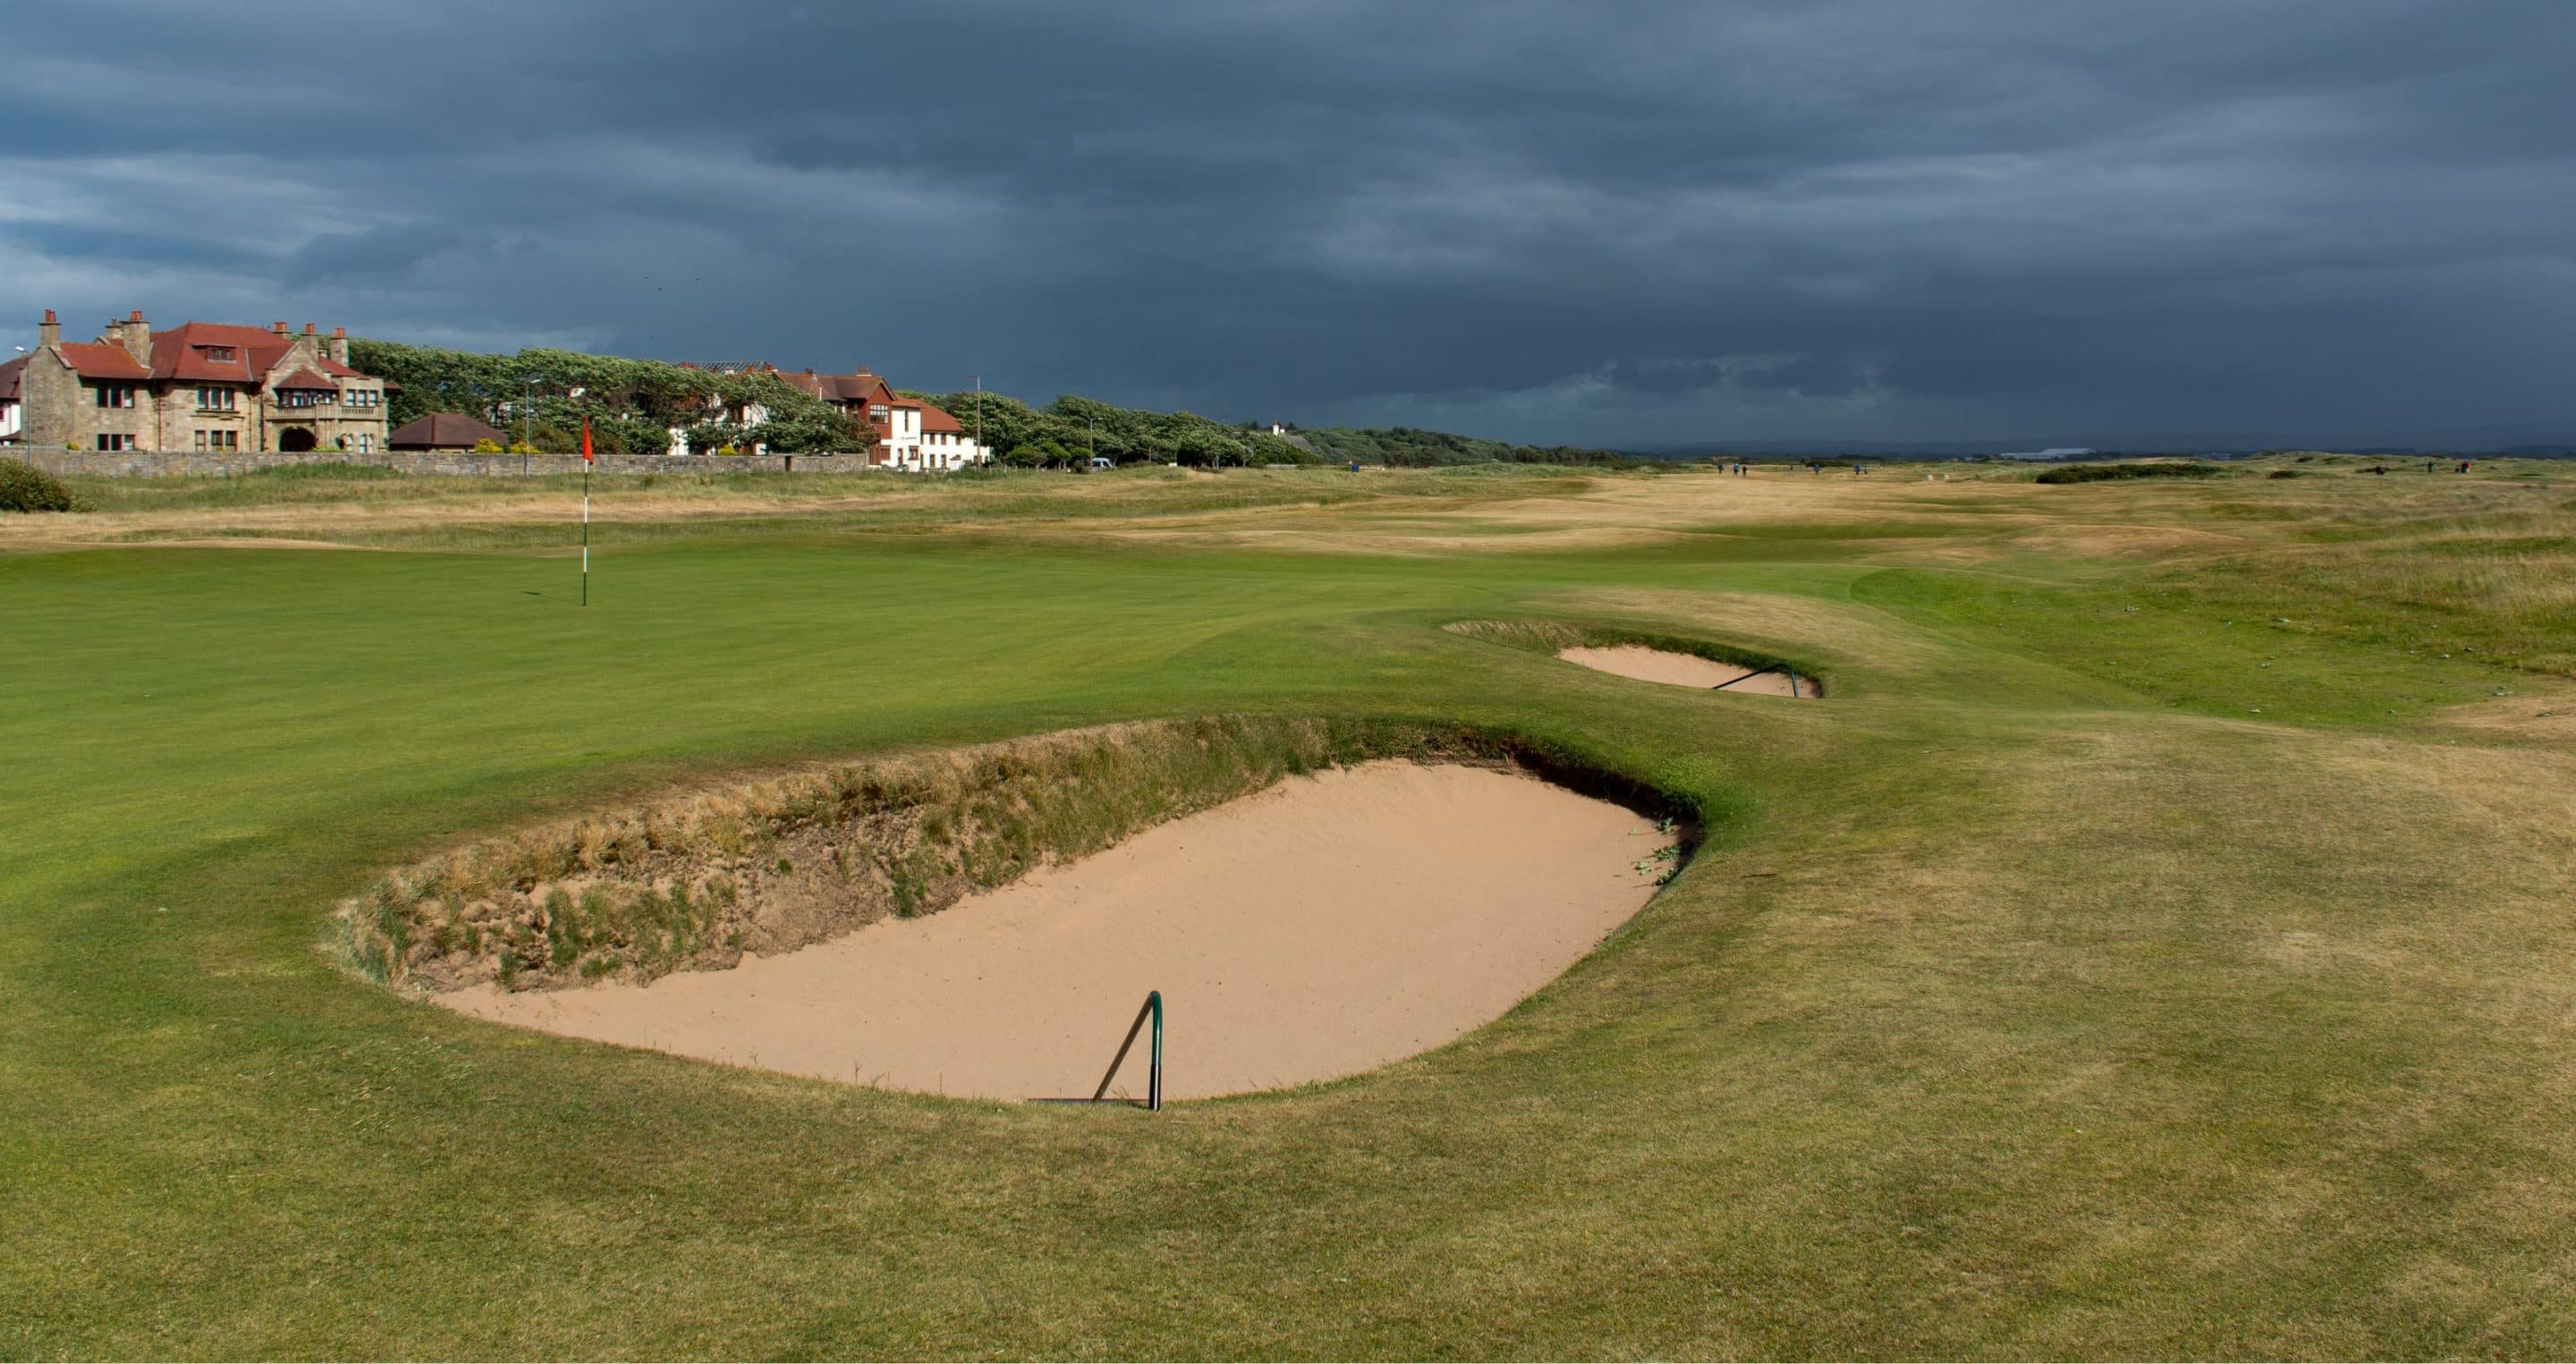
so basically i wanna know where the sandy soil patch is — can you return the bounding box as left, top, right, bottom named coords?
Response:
left=439, top=762, right=1675, bottom=1100
left=2436, top=689, right=2576, bottom=746
left=2014, top=521, right=2259, bottom=560
left=1557, top=644, right=1818, bottom=697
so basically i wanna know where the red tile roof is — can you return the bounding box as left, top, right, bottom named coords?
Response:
left=919, top=402, right=963, bottom=434
left=157, top=348, right=256, bottom=384
left=142, top=322, right=386, bottom=387
left=148, top=322, right=292, bottom=383
left=272, top=365, right=342, bottom=391
left=767, top=369, right=893, bottom=406
left=57, top=342, right=151, bottom=381
left=769, top=369, right=828, bottom=399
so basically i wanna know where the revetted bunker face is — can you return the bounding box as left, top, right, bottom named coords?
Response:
left=337, top=717, right=1693, bottom=1102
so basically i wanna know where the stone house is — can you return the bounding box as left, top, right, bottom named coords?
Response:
left=6, top=310, right=393, bottom=454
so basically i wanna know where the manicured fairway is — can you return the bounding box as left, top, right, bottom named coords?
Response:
left=4, top=462, right=2574, bottom=1357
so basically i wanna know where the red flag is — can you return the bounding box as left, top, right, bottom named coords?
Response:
left=581, top=417, right=594, bottom=463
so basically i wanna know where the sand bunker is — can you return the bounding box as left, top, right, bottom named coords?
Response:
left=440, top=762, right=1675, bottom=1100
left=1557, top=644, right=1819, bottom=697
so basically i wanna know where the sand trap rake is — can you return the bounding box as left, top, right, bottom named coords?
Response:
left=1712, top=664, right=1814, bottom=698
left=1030, top=989, right=1162, bottom=1112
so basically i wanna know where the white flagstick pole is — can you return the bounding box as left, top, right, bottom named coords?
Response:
left=580, top=418, right=592, bottom=607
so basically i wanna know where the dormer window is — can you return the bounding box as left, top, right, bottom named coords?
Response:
left=204, top=345, right=236, bottom=361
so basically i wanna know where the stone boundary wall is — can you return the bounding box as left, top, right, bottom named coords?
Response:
left=4, top=450, right=878, bottom=478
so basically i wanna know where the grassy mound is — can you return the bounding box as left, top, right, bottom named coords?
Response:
left=2033, top=460, right=2228, bottom=484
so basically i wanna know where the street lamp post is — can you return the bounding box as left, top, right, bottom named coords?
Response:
left=521, top=376, right=540, bottom=474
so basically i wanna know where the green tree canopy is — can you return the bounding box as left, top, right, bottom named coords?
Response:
left=349, top=341, right=866, bottom=454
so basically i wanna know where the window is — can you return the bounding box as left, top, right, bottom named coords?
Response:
left=347, top=389, right=381, bottom=409
left=869, top=403, right=890, bottom=422
left=279, top=389, right=330, bottom=409
left=197, top=386, right=237, bottom=411
left=204, top=345, right=235, bottom=361
left=96, top=434, right=134, bottom=451
left=193, top=430, right=240, bottom=452
left=354, top=433, right=376, bottom=453
left=93, top=384, right=135, bottom=409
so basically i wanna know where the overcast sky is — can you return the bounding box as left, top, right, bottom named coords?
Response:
left=6, top=1, right=2572, bottom=447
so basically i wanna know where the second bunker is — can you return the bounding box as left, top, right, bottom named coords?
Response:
left=1557, top=644, right=1822, bottom=697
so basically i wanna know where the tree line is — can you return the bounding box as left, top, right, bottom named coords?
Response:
left=902, top=399, right=1648, bottom=470
left=349, top=338, right=1646, bottom=469
left=1292, top=426, right=1644, bottom=469
left=347, top=340, right=866, bottom=454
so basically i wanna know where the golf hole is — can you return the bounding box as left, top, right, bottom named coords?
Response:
left=1557, top=644, right=1822, bottom=697
left=360, top=724, right=1690, bottom=1103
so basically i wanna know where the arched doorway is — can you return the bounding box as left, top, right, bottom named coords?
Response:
left=278, top=428, right=318, bottom=453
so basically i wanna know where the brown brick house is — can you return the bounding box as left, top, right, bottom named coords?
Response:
left=5, top=310, right=393, bottom=454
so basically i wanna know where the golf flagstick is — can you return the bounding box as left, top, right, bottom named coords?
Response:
left=580, top=417, right=592, bottom=606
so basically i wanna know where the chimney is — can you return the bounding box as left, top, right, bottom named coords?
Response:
left=330, top=326, right=350, bottom=365
left=38, top=309, right=60, bottom=347
left=116, top=309, right=151, bottom=364
left=273, top=321, right=288, bottom=335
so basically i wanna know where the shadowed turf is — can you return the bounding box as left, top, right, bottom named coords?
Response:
left=4, top=461, right=2573, bottom=1358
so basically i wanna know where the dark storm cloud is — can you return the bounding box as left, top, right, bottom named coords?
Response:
left=4, top=0, right=2572, bottom=445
